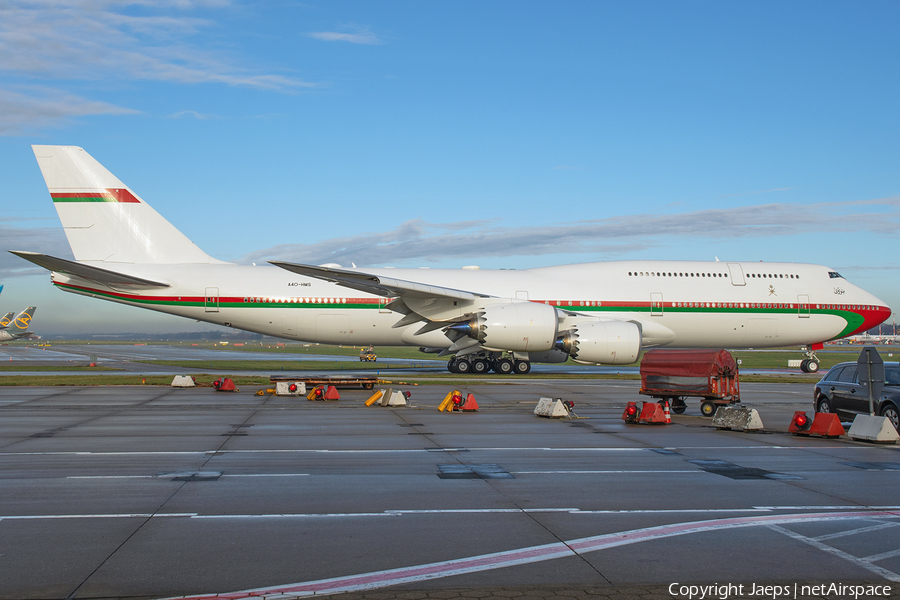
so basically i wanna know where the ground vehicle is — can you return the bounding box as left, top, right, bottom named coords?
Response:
left=814, top=362, right=900, bottom=431
left=359, top=347, right=377, bottom=362
left=639, top=349, right=740, bottom=417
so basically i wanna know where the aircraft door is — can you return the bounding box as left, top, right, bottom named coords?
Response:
left=205, top=287, right=219, bottom=313
left=797, top=294, right=810, bottom=318
left=727, top=263, right=745, bottom=286
left=650, top=292, right=664, bottom=316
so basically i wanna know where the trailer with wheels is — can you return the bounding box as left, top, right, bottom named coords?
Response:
left=639, top=349, right=740, bottom=417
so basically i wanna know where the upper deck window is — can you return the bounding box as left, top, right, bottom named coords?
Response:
left=828, top=271, right=843, bottom=279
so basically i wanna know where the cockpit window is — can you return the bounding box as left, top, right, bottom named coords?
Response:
left=828, top=271, right=843, bottom=279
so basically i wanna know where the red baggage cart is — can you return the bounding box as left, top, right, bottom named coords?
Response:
left=639, top=349, right=740, bottom=417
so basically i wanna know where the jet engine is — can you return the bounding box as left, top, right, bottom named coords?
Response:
left=447, top=302, right=559, bottom=352
left=554, top=320, right=642, bottom=365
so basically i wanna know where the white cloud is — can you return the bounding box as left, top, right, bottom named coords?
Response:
left=309, top=26, right=381, bottom=45
left=166, top=110, right=221, bottom=120
left=241, top=197, right=900, bottom=267
left=0, top=86, right=138, bottom=135
left=0, top=0, right=314, bottom=134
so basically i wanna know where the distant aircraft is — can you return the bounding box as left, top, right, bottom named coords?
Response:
left=0, top=312, right=14, bottom=328
left=12, top=145, right=893, bottom=373
left=0, top=307, right=37, bottom=341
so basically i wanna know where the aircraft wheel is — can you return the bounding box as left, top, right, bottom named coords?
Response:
left=493, top=358, right=514, bottom=374
left=700, top=401, right=718, bottom=417
left=513, top=360, right=531, bottom=375
left=807, top=360, right=820, bottom=373
left=455, top=358, right=472, bottom=374
left=472, top=359, right=490, bottom=374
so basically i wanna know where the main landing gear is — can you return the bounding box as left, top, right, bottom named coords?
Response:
left=447, top=352, right=531, bottom=375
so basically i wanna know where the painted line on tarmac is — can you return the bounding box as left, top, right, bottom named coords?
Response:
left=0, top=445, right=874, bottom=457
left=767, top=524, right=900, bottom=583
left=7, top=506, right=900, bottom=522
left=160, top=511, right=900, bottom=600
left=67, top=474, right=311, bottom=479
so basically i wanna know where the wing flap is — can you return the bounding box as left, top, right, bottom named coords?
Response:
left=10, top=251, right=170, bottom=288
left=269, top=261, right=489, bottom=301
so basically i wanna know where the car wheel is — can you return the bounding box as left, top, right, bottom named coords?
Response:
left=881, top=403, right=900, bottom=432
left=817, top=397, right=832, bottom=414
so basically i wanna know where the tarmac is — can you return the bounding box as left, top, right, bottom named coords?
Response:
left=1, top=375, right=899, bottom=600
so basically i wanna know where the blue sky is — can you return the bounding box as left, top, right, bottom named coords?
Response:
left=0, top=1, right=898, bottom=335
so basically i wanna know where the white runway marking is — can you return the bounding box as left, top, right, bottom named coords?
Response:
left=813, top=521, right=900, bottom=540
left=158, top=510, right=900, bottom=600
left=767, top=524, right=900, bottom=583
left=3, top=506, right=898, bottom=522
left=0, top=444, right=878, bottom=457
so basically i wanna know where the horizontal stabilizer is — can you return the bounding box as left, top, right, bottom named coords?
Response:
left=10, top=251, right=170, bottom=288
left=270, top=261, right=489, bottom=301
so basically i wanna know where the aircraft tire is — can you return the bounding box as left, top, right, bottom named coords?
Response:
left=447, top=358, right=458, bottom=374
left=513, top=360, right=531, bottom=375
left=455, top=358, right=472, bottom=374
left=800, top=358, right=820, bottom=373
left=493, top=358, right=514, bottom=374
left=472, top=359, right=490, bottom=374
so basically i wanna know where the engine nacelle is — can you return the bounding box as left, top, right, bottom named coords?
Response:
left=449, top=302, right=559, bottom=352
left=527, top=348, right=570, bottom=364
left=555, top=320, right=642, bottom=365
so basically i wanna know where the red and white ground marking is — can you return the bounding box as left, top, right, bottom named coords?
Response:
left=160, top=510, right=900, bottom=600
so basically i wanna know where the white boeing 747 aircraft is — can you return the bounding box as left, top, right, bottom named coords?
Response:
left=12, top=146, right=892, bottom=374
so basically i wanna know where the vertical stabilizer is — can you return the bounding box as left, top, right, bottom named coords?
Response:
left=0, top=312, right=14, bottom=328
left=32, top=146, right=219, bottom=264
left=12, top=307, right=35, bottom=330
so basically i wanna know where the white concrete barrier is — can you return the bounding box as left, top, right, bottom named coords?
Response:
left=534, top=397, right=570, bottom=418
left=711, top=406, right=764, bottom=431
left=275, top=381, right=306, bottom=396
left=171, top=376, right=195, bottom=387
left=848, top=415, right=899, bottom=443
left=383, top=390, right=409, bottom=406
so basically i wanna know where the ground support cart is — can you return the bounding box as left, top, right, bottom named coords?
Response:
left=639, top=349, right=741, bottom=417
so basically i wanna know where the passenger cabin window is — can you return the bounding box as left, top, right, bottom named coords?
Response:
left=837, top=366, right=858, bottom=384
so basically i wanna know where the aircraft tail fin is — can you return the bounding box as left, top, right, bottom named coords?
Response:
left=31, top=146, right=220, bottom=265
left=12, top=307, right=35, bottom=330
left=0, top=312, right=14, bottom=328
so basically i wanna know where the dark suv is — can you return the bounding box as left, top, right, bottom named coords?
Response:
left=814, top=362, right=900, bottom=432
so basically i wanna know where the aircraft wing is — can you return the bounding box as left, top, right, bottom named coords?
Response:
left=10, top=251, right=170, bottom=289
left=269, top=261, right=490, bottom=301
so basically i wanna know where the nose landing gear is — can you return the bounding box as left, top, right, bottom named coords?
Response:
left=799, top=345, right=821, bottom=373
